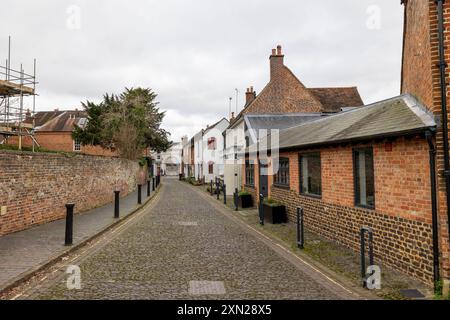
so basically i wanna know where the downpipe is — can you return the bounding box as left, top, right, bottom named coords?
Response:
left=426, top=130, right=440, bottom=286
left=436, top=0, right=450, bottom=242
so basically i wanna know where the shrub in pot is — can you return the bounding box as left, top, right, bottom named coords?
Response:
left=262, top=198, right=287, bottom=224
left=238, top=191, right=254, bottom=208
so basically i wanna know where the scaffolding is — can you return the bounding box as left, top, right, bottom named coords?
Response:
left=0, top=36, right=39, bottom=150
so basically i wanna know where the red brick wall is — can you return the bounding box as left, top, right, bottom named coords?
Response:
left=401, top=0, right=434, bottom=108
left=402, top=0, right=450, bottom=284
left=267, top=137, right=435, bottom=283
left=0, top=150, right=142, bottom=236
left=7, top=132, right=116, bottom=157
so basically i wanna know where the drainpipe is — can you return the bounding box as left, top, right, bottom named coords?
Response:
left=426, top=130, right=440, bottom=285
left=436, top=0, right=450, bottom=241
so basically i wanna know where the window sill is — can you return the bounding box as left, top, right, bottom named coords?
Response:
left=245, top=184, right=255, bottom=189
left=273, top=184, right=290, bottom=190
left=355, top=204, right=375, bottom=211
left=300, top=193, right=322, bottom=200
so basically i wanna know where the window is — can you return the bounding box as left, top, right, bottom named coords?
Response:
left=208, top=162, right=214, bottom=174
left=245, top=160, right=255, bottom=186
left=299, top=153, right=321, bottom=197
left=274, top=157, right=290, bottom=187
left=353, top=148, right=375, bottom=209
left=208, top=137, right=217, bottom=150
left=73, top=139, right=81, bottom=152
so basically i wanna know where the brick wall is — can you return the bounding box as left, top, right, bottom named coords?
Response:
left=401, top=0, right=450, bottom=284
left=0, top=150, right=142, bottom=236
left=266, top=136, right=434, bottom=284
left=7, top=132, right=116, bottom=157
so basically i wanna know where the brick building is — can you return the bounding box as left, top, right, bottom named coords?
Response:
left=241, top=2, right=450, bottom=290
left=7, top=110, right=115, bottom=156
left=400, top=0, right=450, bottom=290
left=224, top=46, right=363, bottom=195
left=243, top=95, right=437, bottom=284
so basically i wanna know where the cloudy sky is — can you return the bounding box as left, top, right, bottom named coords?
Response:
left=1, top=0, right=404, bottom=142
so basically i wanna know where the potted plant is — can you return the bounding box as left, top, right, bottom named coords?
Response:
left=238, top=190, right=254, bottom=208
left=262, top=198, right=287, bottom=224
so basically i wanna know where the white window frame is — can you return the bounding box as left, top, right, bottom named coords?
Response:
left=73, top=139, right=81, bottom=152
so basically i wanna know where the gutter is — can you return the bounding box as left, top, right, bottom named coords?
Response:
left=426, top=130, right=440, bottom=287
left=436, top=0, right=450, bottom=243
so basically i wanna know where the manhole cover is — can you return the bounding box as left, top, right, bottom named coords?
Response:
left=400, top=289, right=425, bottom=299
left=189, top=281, right=226, bottom=295
left=178, top=222, right=198, bottom=226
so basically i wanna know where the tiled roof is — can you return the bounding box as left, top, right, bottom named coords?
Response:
left=309, top=87, right=363, bottom=113
left=255, top=94, right=436, bottom=152
left=244, top=113, right=324, bottom=144
left=31, top=110, right=87, bottom=132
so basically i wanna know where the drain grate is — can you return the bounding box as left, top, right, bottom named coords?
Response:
left=400, top=289, right=425, bottom=299
left=178, top=222, right=198, bottom=226
left=189, top=281, right=226, bottom=295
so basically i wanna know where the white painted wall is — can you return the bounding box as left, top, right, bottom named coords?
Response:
left=202, top=118, right=229, bottom=182
left=223, top=119, right=246, bottom=195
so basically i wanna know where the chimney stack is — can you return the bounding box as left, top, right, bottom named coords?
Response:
left=270, top=45, right=284, bottom=81
left=245, top=87, right=256, bottom=107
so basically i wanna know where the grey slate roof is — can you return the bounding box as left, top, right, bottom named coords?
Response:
left=245, top=113, right=324, bottom=144
left=256, top=94, right=436, bottom=152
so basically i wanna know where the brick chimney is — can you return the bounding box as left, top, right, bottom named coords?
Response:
left=270, top=45, right=284, bottom=81
left=245, top=86, right=256, bottom=107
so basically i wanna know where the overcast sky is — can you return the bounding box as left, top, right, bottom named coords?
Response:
left=1, top=0, right=404, bottom=142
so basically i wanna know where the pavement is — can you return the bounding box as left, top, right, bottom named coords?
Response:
left=0, top=181, right=157, bottom=293
left=14, top=177, right=361, bottom=300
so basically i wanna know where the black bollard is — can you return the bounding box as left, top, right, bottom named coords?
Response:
left=360, top=227, right=374, bottom=288
left=297, top=207, right=304, bottom=249
left=138, top=184, right=142, bottom=204
left=234, top=188, right=239, bottom=211
left=210, top=180, right=213, bottom=196
left=152, top=177, right=155, bottom=191
left=216, top=181, right=220, bottom=200
left=114, top=191, right=120, bottom=219
left=65, top=203, right=75, bottom=246
left=147, top=179, right=151, bottom=197
left=259, top=193, right=264, bottom=225
left=223, top=184, right=227, bottom=205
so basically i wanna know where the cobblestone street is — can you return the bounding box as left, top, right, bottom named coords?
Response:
left=21, top=177, right=360, bottom=300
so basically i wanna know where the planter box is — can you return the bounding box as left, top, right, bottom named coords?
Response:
left=239, top=194, right=254, bottom=208
left=262, top=203, right=287, bottom=224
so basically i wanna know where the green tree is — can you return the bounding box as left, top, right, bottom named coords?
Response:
left=73, top=87, right=171, bottom=159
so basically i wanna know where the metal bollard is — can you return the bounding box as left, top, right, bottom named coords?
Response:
left=259, top=193, right=264, bottom=225
left=223, top=184, right=227, bottom=205
left=234, top=188, right=239, bottom=211
left=210, top=180, right=213, bottom=196
left=138, top=184, right=142, bottom=204
left=360, top=227, right=374, bottom=288
left=152, top=177, right=155, bottom=191
left=114, top=190, right=120, bottom=219
left=297, top=207, right=304, bottom=249
left=216, top=181, right=220, bottom=200
left=65, top=203, right=75, bottom=246
left=147, top=179, right=151, bottom=197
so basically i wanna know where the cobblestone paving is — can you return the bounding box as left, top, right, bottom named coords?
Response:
left=27, top=178, right=355, bottom=300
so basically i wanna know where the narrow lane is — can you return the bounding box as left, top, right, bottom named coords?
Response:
left=27, top=177, right=357, bottom=300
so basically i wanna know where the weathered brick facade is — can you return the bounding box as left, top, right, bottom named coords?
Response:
left=8, top=132, right=116, bottom=157
left=244, top=136, right=435, bottom=284
left=401, top=0, right=450, bottom=286
left=0, top=150, right=142, bottom=236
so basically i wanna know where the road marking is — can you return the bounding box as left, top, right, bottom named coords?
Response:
left=10, top=293, right=22, bottom=300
